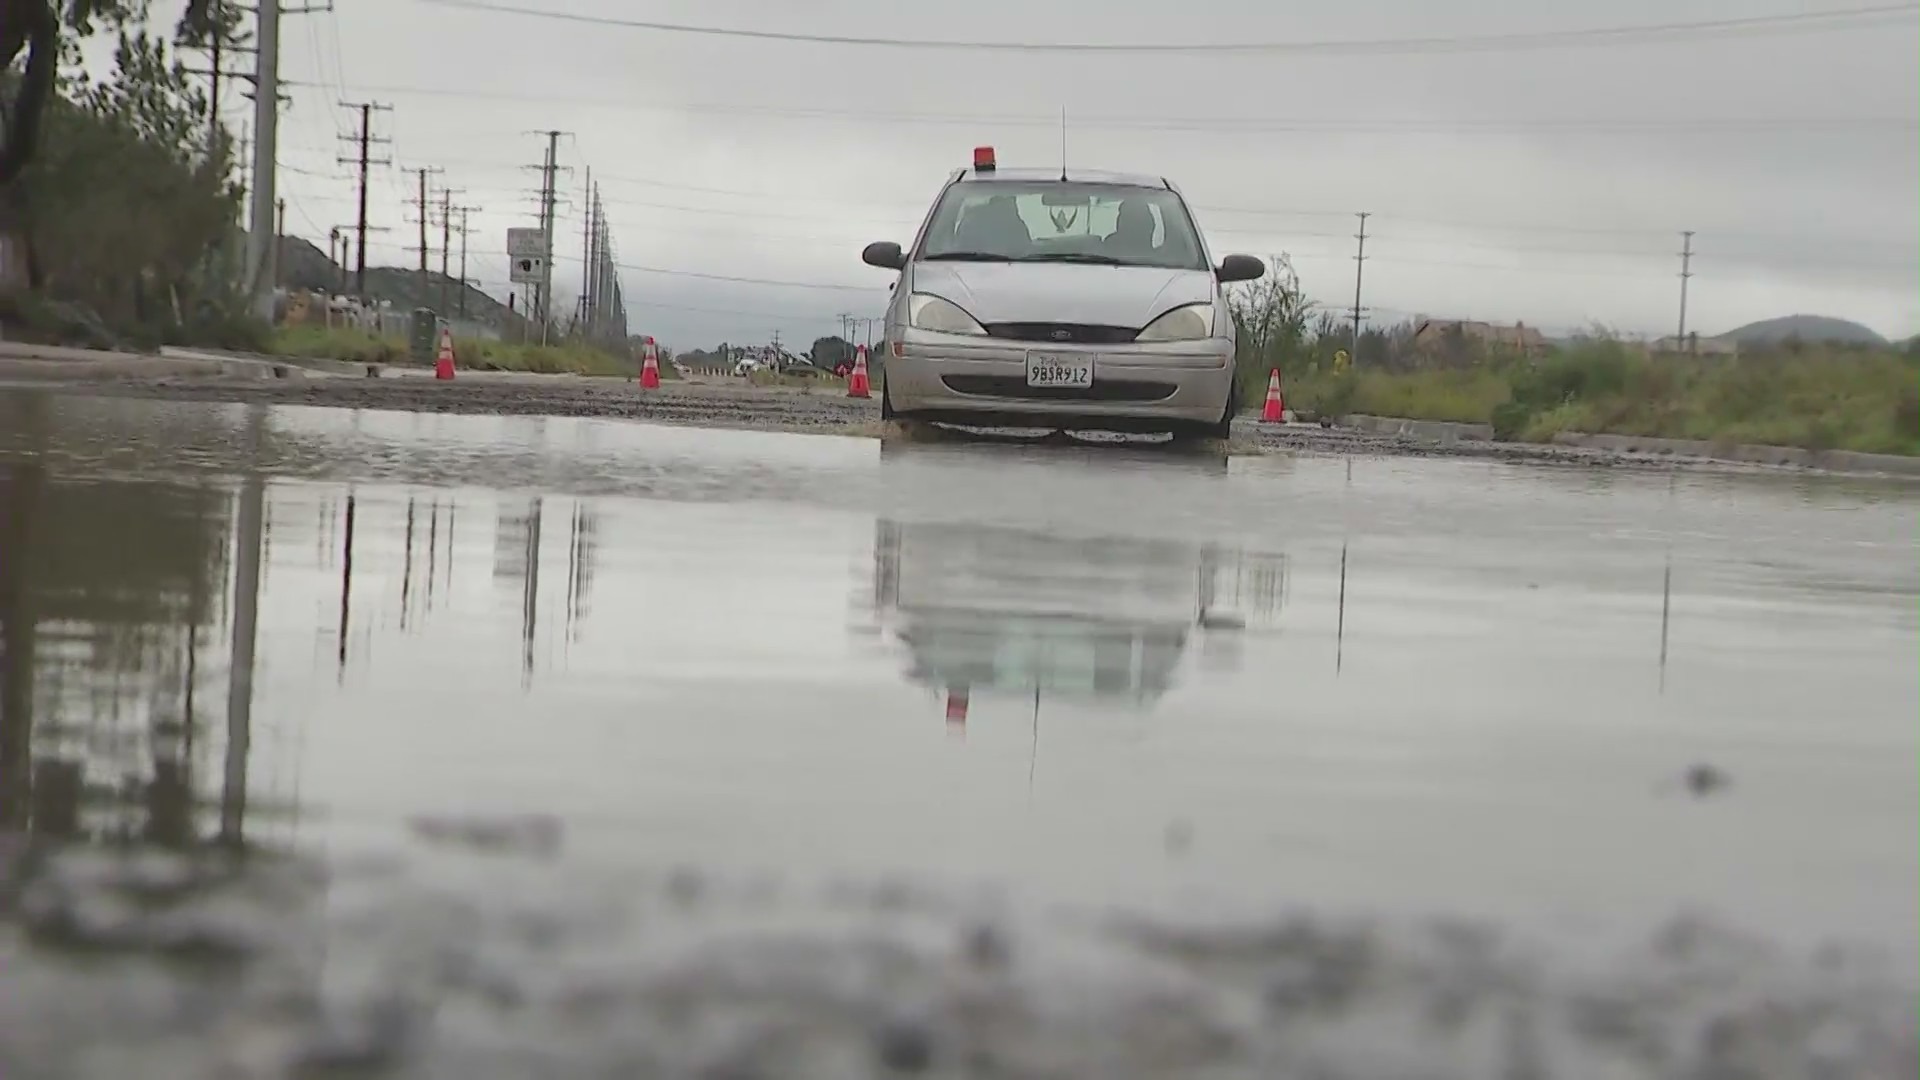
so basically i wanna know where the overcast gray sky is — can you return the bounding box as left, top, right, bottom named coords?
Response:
left=252, top=0, right=1917, bottom=350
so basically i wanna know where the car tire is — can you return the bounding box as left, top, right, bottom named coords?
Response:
left=880, top=377, right=897, bottom=420
left=1200, top=381, right=1237, bottom=441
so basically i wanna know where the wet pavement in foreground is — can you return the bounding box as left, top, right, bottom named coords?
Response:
left=0, top=390, right=1915, bottom=1077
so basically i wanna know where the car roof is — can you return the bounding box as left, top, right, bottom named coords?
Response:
left=952, top=166, right=1170, bottom=189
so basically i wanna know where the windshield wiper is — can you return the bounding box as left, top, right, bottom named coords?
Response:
left=922, top=251, right=1012, bottom=261
left=1021, top=252, right=1126, bottom=265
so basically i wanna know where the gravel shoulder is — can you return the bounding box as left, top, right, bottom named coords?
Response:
left=10, top=368, right=1911, bottom=479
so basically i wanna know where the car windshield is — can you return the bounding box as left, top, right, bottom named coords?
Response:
left=917, top=180, right=1208, bottom=271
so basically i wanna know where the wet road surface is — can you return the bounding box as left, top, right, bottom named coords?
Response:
left=1, top=389, right=1915, bottom=1077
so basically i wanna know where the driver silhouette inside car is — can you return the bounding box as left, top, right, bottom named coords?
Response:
left=1104, top=200, right=1157, bottom=259
left=953, top=194, right=1030, bottom=257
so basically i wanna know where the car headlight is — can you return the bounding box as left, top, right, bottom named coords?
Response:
left=908, top=293, right=986, bottom=335
left=1135, top=303, right=1216, bottom=342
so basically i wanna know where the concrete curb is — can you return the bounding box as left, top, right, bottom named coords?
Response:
left=1339, top=414, right=1495, bottom=443
left=158, top=346, right=379, bottom=378
left=0, top=355, right=225, bottom=380
left=1333, top=413, right=1920, bottom=478
left=1544, top=431, right=1920, bottom=478
left=0, top=343, right=307, bottom=381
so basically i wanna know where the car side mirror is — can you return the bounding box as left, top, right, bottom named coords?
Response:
left=863, top=241, right=906, bottom=270
left=1215, top=254, right=1265, bottom=284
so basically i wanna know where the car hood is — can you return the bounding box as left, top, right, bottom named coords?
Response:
left=910, top=262, right=1215, bottom=329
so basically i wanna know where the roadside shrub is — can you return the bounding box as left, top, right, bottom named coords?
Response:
left=1490, top=401, right=1532, bottom=441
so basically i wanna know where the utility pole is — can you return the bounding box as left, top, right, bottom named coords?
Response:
left=273, top=198, right=286, bottom=288
left=437, top=187, right=458, bottom=318
left=528, top=129, right=568, bottom=345
left=1349, top=212, right=1370, bottom=363
left=1676, top=230, right=1695, bottom=354
left=180, top=5, right=253, bottom=153
left=409, top=166, right=443, bottom=309
left=204, top=2, right=232, bottom=153
left=578, top=166, right=594, bottom=336
left=595, top=187, right=614, bottom=342
left=412, top=167, right=433, bottom=275
left=337, top=101, right=390, bottom=303
left=454, top=205, right=477, bottom=319
left=242, top=0, right=289, bottom=316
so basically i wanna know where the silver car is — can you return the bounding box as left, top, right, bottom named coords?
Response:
left=862, top=151, right=1265, bottom=439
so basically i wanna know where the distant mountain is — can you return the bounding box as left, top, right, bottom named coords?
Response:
left=276, top=235, right=520, bottom=330
left=1716, top=315, right=1889, bottom=348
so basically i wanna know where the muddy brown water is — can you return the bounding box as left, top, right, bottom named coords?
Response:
left=0, top=389, right=1915, bottom=1078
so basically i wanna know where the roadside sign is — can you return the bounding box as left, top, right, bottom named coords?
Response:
left=509, top=255, right=544, bottom=284
left=506, top=227, right=547, bottom=284
left=505, top=227, right=546, bottom=258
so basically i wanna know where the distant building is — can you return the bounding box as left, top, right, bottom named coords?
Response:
left=1411, top=316, right=1550, bottom=356
left=1651, top=333, right=1738, bottom=356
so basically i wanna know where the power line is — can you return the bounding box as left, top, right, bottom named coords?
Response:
left=277, top=169, right=1919, bottom=261
left=406, top=0, right=1919, bottom=54
left=277, top=80, right=1920, bottom=135
left=290, top=196, right=1914, bottom=280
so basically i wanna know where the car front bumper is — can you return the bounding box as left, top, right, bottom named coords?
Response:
left=883, top=330, right=1236, bottom=430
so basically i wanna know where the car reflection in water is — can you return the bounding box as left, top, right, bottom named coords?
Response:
left=867, top=515, right=1285, bottom=726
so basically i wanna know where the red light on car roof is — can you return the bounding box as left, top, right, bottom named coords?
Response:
left=972, top=146, right=995, bottom=171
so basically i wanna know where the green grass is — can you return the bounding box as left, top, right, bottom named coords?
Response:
left=1511, top=346, right=1920, bottom=455
left=1241, top=340, right=1919, bottom=456
left=269, top=324, right=405, bottom=365
left=268, top=325, right=645, bottom=378
left=1270, top=367, right=1510, bottom=425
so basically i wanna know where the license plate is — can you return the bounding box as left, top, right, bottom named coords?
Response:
left=1025, top=352, right=1093, bottom=389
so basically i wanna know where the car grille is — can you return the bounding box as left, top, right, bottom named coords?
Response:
left=940, top=375, right=1175, bottom=402
left=982, top=323, right=1139, bottom=345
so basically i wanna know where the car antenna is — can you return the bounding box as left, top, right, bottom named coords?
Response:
left=1059, top=106, right=1068, bottom=181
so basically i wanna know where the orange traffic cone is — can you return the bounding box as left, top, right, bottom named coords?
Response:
left=1260, top=368, right=1285, bottom=423
left=639, top=336, right=661, bottom=389
left=434, top=325, right=456, bottom=380
left=847, top=344, right=871, bottom=399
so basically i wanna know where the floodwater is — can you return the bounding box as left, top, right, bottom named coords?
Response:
left=1, top=388, right=1915, bottom=1078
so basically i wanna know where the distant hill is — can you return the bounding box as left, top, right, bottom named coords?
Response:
left=276, top=235, right=521, bottom=330
left=1716, top=315, right=1888, bottom=348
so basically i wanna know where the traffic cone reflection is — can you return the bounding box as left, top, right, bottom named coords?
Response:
left=434, top=325, right=456, bottom=380
left=945, top=684, right=969, bottom=730
left=847, top=344, right=872, bottom=399
left=639, top=336, right=661, bottom=389
left=1261, top=368, right=1285, bottom=423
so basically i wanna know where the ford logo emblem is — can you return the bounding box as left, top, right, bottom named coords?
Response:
left=1049, top=329, right=1071, bottom=341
